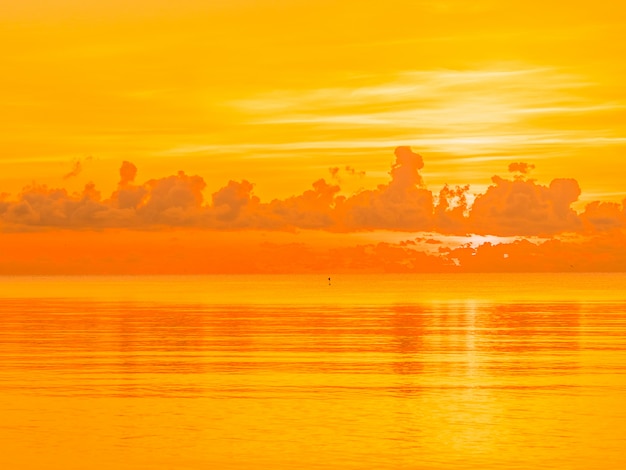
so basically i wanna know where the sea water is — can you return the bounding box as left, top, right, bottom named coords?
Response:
left=1, top=274, right=625, bottom=469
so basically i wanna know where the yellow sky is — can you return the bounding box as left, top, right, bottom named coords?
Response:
left=1, top=0, right=625, bottom=205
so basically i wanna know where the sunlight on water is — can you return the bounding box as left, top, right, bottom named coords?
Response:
left=1, top=274, right=626, bottom=469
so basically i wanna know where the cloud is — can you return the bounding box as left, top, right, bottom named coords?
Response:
left=447, top=233, right=626, bottom=273
left=328, top=165, right=365, bottom=183
left=391, top=146, right=425, bottom=187
left=4, top=226, right=624, bottom=274
left=63, top=160, right=82, bottom=180
left=108, top=161, right=147, bottom=213
left=138, top=171, right=207, bottom=225
left=230, top=67, right=625, bottom=161
left=508, top=161, right=535, bottom=177
left=119, top=161, right=138, bottom=187
left=345, top=166, right=365, bottom=178
left=337, top=147, right=434, bottom=231
left=62, top=156, right=95, bottom=180
left=212, top=180, right=259, bottom=222
left=1, top=148, right=430, bottom=232
left=268, top=178, right=340, bottom=229
left=0, top=146, right=622, bottom=250
left=468, top=175, right=582, bottom=236
left=0, top=164, right=209, bottom=229
left=580, top=200, right=626, bottom=232
left=434, top=184, right=470, bottom=234
left=0, top=183, right=111, bottom=227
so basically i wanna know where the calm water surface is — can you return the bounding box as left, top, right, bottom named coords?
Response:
left=1, top=274, right=626, bottom=469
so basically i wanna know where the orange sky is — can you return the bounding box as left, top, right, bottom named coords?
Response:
left=1, top=1, right=625, bottom=273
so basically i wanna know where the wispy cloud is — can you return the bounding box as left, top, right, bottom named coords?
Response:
left=228, top=66, right=624, bottom=157
left=63, top=160, right=83, bottom=180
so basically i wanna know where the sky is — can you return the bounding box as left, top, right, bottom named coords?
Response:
left=1, top=0, right=625, bottom=273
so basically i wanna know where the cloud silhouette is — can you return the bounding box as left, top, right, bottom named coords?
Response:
left=110, top=161, right=147, bottom=211
left=139, top=171, right=206, bottom=225
left=468, top=175, right=582, bottom=236
left=3, top=227, right=624, bottom=274
left=0, top=173, right=625, bottom=275
left=267, top=179, right=340, bottom=229
left=434, top=184, right=470, bottom=234
left=212, top=180, right=258, bottom=222
left=62, top=156, right=95, bottom=180
left=0, top=183, right=111, bottom=227
left=508, top=162, right=535, bottom=175
left=328, top=165, right=365, bottom=183
left=0, top=147, right=623, bottom=250
left=63, top=160, right=82, bottom=180
left=447, top=233, right=626, bottom=273
left=580, top=200, right=626, bottom=232
left=119, top=161, right=138, bottom=187
left=336, top=147, right=434, bottom=231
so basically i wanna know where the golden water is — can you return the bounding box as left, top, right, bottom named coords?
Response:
left=1, top=274, right=626, bottom=469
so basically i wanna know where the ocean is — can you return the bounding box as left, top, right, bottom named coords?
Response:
left=1, top=274, right=626, bottom=469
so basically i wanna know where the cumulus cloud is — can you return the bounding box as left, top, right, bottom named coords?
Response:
left=2, top=145, right=626, bottom=273
left=0, top=147, right=622, bottom=244
left=212, top=180, right=258, bottom=222
left=580, top=200, right=626, bottom=232
left=0, top=164, right=210, bottom=229
left=139, top=171, right=207, bottom=225
left=469, top=175, right=581, bottom=236
left=434, top=184, right=470, bottom=234
left=391, top=146, right=425, bottom=188
left=0, top=182, right=111, bottom=228
left=268, top=178, right=340, bottom=229
left=110, top=161, right=147, bottom=210
left=336, top=146, right=433, bottom=231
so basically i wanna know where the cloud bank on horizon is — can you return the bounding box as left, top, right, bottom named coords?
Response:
left=0, top=147, right=624, bottom=237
